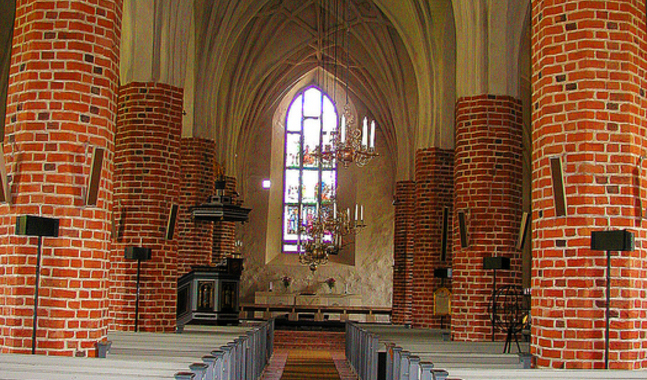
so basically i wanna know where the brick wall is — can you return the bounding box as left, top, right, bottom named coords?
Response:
left=532, top=0, right=647, bottom=369
left=392, top=180, right=415, bottom=325
left=452, top=95, right=523, bottom=341
left=412, top=148, right=454, bottom=329
left=177, top=138, right=216, bottom=276
left=109, top=82, right=182, bottom=333
left=212, top=176, right=239, bottom=263
left=0, top=0, right=121, bottom=356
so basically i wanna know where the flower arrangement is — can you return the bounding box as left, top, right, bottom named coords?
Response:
left=281, top=276, right=293, bottom=289
left=324, top=277, right=336, bottom=289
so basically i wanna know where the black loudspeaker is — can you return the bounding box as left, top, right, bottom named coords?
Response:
left=85, top=146, right=105, bottom=206
left=434, top=267, right=452, bottom=279
left=0, top=143, right=10, bottom=203
left=516, top=212, right=530, bottom=250
left=458, top=210, right=469, bottom=249
left=483, top=256, right=511, bottom=270
left=440, top=207, right=449, bottom=261
left=15, top=215, right=59, bottom=237
left=591, top=230, right=635, bottom=252
left=550, top=156, right=567, bottom=217
left=124, top=246, right=152, bottom=261
left=165, top=203, right=179, bottom=240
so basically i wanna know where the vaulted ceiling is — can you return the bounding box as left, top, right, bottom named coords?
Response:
left=191, top=0, right=455, bottom=179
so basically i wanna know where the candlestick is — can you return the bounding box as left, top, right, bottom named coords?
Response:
left=370, top=120, right=376, bottom=148
left=362, top=117, right=368, bottom=147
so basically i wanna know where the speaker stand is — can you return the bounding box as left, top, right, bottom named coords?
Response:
left=32, top=236, right=43, bottom=354
left=135, top=258, right=142, bottom=332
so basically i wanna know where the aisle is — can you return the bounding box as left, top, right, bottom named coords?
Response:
left=261, top=349, right=357, bottom=380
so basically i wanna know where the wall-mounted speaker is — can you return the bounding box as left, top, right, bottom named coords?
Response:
left=458, top=210, right=469, bottom=249
left=124, top=246, right=152, bottom=261
left=15, top=215, right=59, bottom=237
left=0, top=143, right=10, bottom=204
left=591, top=230, right=635, bottom=252
left=516, top=211, right=530, bottom=250
left=550, top=156, right=567, bottom=217
left=483, top=256, right=511, bottom=270
left=434, top=267, right=452, bottom=279
left=165, top=203, right=179, bottom=240
left=440, top=207, right=449, bottom=261
left=85, top=146, right=105, bottom=206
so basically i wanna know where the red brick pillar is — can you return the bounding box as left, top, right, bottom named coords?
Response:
left=109, top=82, right=182, bottom=333
left=532, top=1, right=647, bottom=369
left=392, top=180, right=415, bottom=325
left=0, top=0, right=121, bottom=355
left=452, top=95, right=523, bottom=341
left=212, top=176, right=239, bottom=263
left=412, top=148, right=454, bottom=329
left=177, top=138, right=216, bottom=275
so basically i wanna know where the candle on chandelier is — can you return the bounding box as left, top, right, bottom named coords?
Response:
left=362, top=117, right=368, bottom=147
left=360, top=205, right=364, bottom=222
left=333, top=203, right=337, bottom=218
left=370, top=120, right=376, bottom=148
left=340, top=115, right=346, bottom=143
left=355, top=204, right=359, bottom=221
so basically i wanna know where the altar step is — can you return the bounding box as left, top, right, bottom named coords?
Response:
left=274, top=330, right=346, bottom=351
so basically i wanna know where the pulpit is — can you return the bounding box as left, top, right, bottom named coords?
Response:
left=177, top=258, right=243, bottom=328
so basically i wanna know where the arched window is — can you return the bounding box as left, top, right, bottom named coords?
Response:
left=283, top=87, right=337, bottom=253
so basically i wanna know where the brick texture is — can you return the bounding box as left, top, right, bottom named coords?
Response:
left=177, top=138, right=216, bottom=276
left=412, top=148, right=454, bottom=329
left=532, top=0, right=647, bottom=370
left=109, top=82, right=182, bottom=333
left=392, top=180, right=415, bottom=325
left=452, top=95, right=523, bottom=342
left=0, top=0, right=122, bottom=356
left=212, top=176, right=240, bottom=264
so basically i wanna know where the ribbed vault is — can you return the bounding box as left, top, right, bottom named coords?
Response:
left=193, top=0, right=455, bottom=180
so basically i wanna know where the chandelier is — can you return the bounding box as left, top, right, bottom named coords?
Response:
left=298, top=202, right=366, bottom=272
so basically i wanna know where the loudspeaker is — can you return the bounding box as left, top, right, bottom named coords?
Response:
left=165, top=203, right=178, bottom=240
left=15, top=215, right=59, bottom=237
left=124, top=246, right=152, bottom=261
left=440, top=207, right=449, bottom=261
left=483, top=256, right=511, bottom=270
left=85, top=146, right=105, bottom=206
left=516, top=212, right=530, bottom=250
left=434, top=267, right=452, bottom=279
left=458, top=210, right=469, bottom=249
left=550, top=156, right=567, bottom=217
left=0, top=143, right=10, bottom=204
left=591, top=230, right=635, bottom=252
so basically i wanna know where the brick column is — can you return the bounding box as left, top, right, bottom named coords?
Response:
left=212, top=176, right=239, bottom=263
left=0, top=0, right=121, bottom=356
left=392, top=180, right=415, bottom=325
left=177, top=138, right=216, bottom=275
left=109, top=82, right=182, bottom=333
left=412, top=148, right=454, bottom=329
left=532, top=0, right=647, bottom=369
left=451, top=95, right=523, bottom=341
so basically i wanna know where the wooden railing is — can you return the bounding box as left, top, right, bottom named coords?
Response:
left=239, top=302, right=391, bottom=323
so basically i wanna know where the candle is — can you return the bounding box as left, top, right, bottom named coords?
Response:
left=355, top=204, right=358, bottom=221
left=270, top=282, right=273, bottom=292
left=362, top=117, right=368, bottom=147
left=370, top=120, right=376, bottom=148
left=333, top=203, right=337, bottom=218
left=360, top=205, right=364, bottom=222
left=340, top=115, right=346, bottom=143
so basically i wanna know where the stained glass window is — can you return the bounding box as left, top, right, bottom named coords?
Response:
left=283, top=87, right=337, bottom=253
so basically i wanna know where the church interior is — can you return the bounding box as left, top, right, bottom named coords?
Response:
left=2, top=0, right=647, bottom=375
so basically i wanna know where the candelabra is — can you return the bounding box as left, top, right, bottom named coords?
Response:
left=312, top=104, right=378, bottom=167
left=298, top=202, right=366, bottom=272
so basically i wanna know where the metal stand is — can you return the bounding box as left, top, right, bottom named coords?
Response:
left=32, top=236, right=43, bottom=354
left=491, top=269, right=497, bottom=342
left=135, top=258, right=142, bottom=332
left=605, top=249, right=610, bottom=370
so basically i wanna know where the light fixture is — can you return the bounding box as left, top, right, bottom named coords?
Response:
left=311, top=0, right=379, bottom=168
left=262, top=179, right=271, bottom=189
left=298, top=201, right=366, bottom=272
